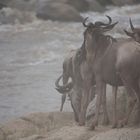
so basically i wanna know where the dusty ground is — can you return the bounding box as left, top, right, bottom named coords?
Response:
left=0, top=112, right=140, bottom=140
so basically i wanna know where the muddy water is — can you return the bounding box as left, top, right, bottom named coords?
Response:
left=0, top=5, right=140, bottom=123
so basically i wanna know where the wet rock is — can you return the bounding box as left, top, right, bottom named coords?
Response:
left=97, top=0, right=113, bottom=6
left=0, top=7, right=35, bottom=24
left=64, top=0, right=89, bottom=12
left=2, top=0, right=38, bottom=11
left=36, top=1, right=83, bottom=22
left=87, top=0, right=105, bottom=12
left=0, top=3, right=7, bottom=10
left=111, top=0, right=137, bottom=6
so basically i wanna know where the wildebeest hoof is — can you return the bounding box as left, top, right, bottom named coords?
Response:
left=78, top=121, right=85, bottom=126
left=118, top=119, right=127, bottom=128
left=102, top=117, right=109, bottom=126
left=88, top=120, right=98, bottom=130
left=112, top=122, right=117, bottom=128
left=88, top=124, right=95, bottom=130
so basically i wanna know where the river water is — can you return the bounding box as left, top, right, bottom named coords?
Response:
left=0, top=5, right=140, bottom=123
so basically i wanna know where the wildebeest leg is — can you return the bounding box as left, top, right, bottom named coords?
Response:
left=88, top=85, right=96, bottom=103
left=112, top=86, right=118, bottom=128
left=59, top=73, right=69, bottom=112
left=79, top=83, right=90, bottom=126
left=90, top=79, right=104, bottom=130
left=70, top=89, right=82, bottom=123
left=60, top=94, right=66, bottom=111
left=79, top=62, right=92, bottom=126
left=102, top=83, right=109, bottom=125
left=71, top=100, right=79, bottom=122
left=130, top=81, right=140, bottom=125
left=118, top=76, right=137, bottom=127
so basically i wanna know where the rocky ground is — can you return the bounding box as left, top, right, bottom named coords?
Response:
left=0, top=112, right=140, bottom=140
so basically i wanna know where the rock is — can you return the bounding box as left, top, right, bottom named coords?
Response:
left=1, top=112, right=140, bottom=140
left=111, top=0, right=137, bottom=6
left=87, top=0, right=105, bottom=12
left=36, top=1, right=83, bottom=22
left=0, top=112, right=74, bottom=140
left=65, top=0, right=89, bottom=12
left=0, top=3, right=7, bottom=9
left=19, top=135, right=46, bottom=140
left=36, top=0, right=89, bottom=12
left=97, top=0, right=113, bottom=6
left=45, top=125, right=96, bottom=140
left=89, top=128, right=140, bottom=140
left=0, top=7, right=35, bottom=24
left=2, top=0, right=38, bottom=11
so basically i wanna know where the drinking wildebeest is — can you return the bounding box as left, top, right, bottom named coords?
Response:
left=81, top=16, right=140, bottom=130
left=55, top=42, right=97, bottom=123
left=55, top=48, right=87, bottom=122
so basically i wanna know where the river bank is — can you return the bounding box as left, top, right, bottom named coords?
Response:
left=0, top=112, right=140, bottom=140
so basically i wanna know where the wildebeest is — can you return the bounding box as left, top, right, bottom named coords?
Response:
left=124, top=19, right=140, bottom=43
left=78, top=16, right=118, bottom=126
left=55, top=41, right=98, bottom=124
left=55, top=48, right=86, bottom=122
left=81, top=16, right=140, bottom=130
left=55, top=16, right=116, bottom=126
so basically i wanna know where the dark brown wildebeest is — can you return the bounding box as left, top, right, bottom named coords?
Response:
left=79, top=16, right=118, bottom=127
left=81, top=17, right=140, bottom=130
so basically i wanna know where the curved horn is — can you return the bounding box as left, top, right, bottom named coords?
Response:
left=106, top=15, right=112, bottom=25
left=101, top=21, right=118, bottom=32
left=55, top=82, right=73, bottom=94
left=129, top=18, right=135, bottom=31
left=124, top=29, right=134, bottom=38
left=55, top=75, right=73, bottom=94
left=94, top=15, right=112, bottom=27
left=55, top=75, right=63, bottom=89
left=82, top=17, right=89, bottom=27
left=82, top=17, right=94, bottom=28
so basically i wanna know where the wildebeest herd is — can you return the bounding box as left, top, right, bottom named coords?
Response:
left=55, top=16, right=140, bottom=130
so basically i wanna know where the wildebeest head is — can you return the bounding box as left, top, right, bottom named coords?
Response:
left=55, top=75, right=73, bottom=94
left=124, top=18, right=140, bottom=43
left=82, top=16, right=118, bottom=56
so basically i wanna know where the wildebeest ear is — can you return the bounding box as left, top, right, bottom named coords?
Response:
left=124, top=29, right=134, bottom=38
